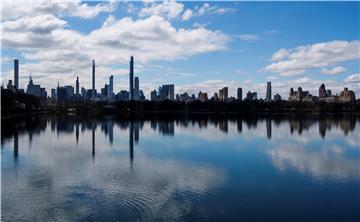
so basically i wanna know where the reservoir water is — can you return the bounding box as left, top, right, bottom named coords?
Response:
left=1, top=115, right=359, bottom=221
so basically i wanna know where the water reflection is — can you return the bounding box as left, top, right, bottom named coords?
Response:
left=1, top=114, right=359, bottom=221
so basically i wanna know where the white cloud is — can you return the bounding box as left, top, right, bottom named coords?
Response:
left=344, top=73, right=360, bottom=83
left=279, top=69, right=306, bottom=77
left=237, top=34, right=259, bottom=42
left=268, top=143, right=360, bottom=180
left=1, top=0, right=116, bottom=20
left=1, top=14, right=229, bottom=92
left=182, top=9, right=193, bottom=21
left=271, top=48, right=289, bottom=62
left=2, top=14, right=67, bottom=33
left=266, top=76, right=278, bottom=81
left=266, top=40, right=360, bottom=76
left=139, top=0, right=184, bottom=19
left=130, top=1, right=233, bottom=21
left=195, top=3, right=235, bottom=16
left=321, top=66, right=346, bottom=75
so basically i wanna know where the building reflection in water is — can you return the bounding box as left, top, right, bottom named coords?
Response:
left=129, top=121, right=134, bottom=165
left=266, top=119, right=272, bottom=140
left=4, top=115, right=358, bottom=161
left=151, top=120, right=175, bottom=136
left=76, top=122, right=79, bottom=144
left=14, top=131, right=18, bottom=160
left=237, top=119, right=242, bottom=134
left=92, top=123, right=95, bottom=159
left=219, top=120, right=228, bottom=133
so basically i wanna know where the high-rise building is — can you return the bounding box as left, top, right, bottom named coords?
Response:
left=237, top=87, right=242, bottom=101
left=266, top=81, right=271, bottom=102
left=108, top=75, right=113, bottom=98
left=51, top=88, right=56, bottom=99
left=213, top=92, right=219, bottom=101
left=274, top=93, right=282, bottom=101
left=134, top=76, right=139, bottom=100
left=115, top=90, right=129, bottom=101
left=288, top=87, right=313, bottom=101
left=92, top=60, right=95, bottom=99
left=198, top=91, right=208, bottom=102
left=101, top=84, right=108, bottom=97
left=14, top=59, right=19, bottom=89
left=150, top=90, right=158, bottom=101
left=81, top=87, right=86, bottom=98
left=319, top=83, right=326, bottom=98
left=159, top=84, right=174, bottom=100
left=338, top=88, right=356, bottom=103
left=219, top=87, right=228, bottom=101
left=57, top=86, right=68, bottom=102
left=26, top=76, right=46, bottom=98
left=7, top=80, right=13, bottom=89
left=129, top=56, right=134, bottom=100
left=245, top=91, right=257, bottom=101
left=76, top=76, right=79, bottom=95
left=65, top=85, right=74, bottom=98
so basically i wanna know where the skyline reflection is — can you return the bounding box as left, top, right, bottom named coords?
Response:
left=1, top=114, right=359, bottom=221
left=2, top=115, right=359, bottom=179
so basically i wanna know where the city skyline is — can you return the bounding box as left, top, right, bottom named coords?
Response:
left=1, top=1, right=359, bottom=99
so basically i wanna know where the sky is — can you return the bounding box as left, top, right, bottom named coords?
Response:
left=1, top=0, right=359, bottom=99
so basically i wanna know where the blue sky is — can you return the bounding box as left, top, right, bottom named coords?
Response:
left=1, top=1, right=359, bottom=98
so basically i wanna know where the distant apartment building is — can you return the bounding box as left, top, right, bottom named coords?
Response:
left=81, top=87, right=87, bottom=98
left=198, top=91, right=208, bottom=102
left=51, top=88, right=56, bottom=100
left=57, top=87, right=68, bottom=102
left=213, top=92, right=219, bottom=101
left=26, top=76, right=47, bottom=98
left=115, top=90, right=129, bottom=101
left=288, top=87, right=313, bottom=102
left=273, top=93, right=282, bottom=101
left=150, top=90, right=158, bottom=101
left=237, top=87, right=242, bottom=101
left=338, top=88, right=356, bottom=103
left=245, top=91, right=257, bottom=101
left=176, top=92, right=189, bottom=102
left=151, top=84, right=175, bottom=101
left=219, top=87, right=228, bottom=101
left=65, top=85, right=74, bottom=99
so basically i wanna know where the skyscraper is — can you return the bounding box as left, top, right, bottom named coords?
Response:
left=129, top=56, right=134, bottom=100
left=160, top=84, right=174, bottom=100
left=219, top=87, right=228, bottom=101
left=76, top=76, right=79, bottom=95
left=92, top=60, right=95, bottom=99
left=237, top=87, right=242, bottom=101
left=134, top=76, right=139, bottom=100
left=14, top=59, right=19, bottom=89
left=319, top=83, right=326, bottom=98
left=266, top=81, right=272, bottom=102
left=108, top=75, right=113, bottom=99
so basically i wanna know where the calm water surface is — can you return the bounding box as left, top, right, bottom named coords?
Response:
left=1, top=115, right=360, bottom=221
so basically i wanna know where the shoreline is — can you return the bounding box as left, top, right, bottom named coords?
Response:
left=2, top=109, right=359, bottom=121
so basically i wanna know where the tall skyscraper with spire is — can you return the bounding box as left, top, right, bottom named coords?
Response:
left=92, top=60, right=95, bottom=99
left=76, top=76, right=79, bottom=95
left=129, top=56, right=134, bottom=100
left=14, top=59, right=19, bottom=89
